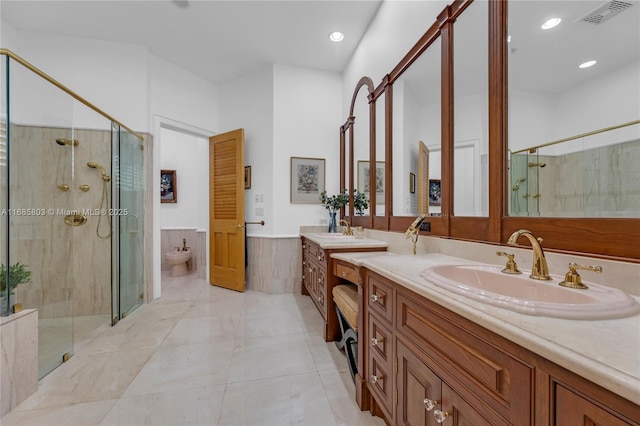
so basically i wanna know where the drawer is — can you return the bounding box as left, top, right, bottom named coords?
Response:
left=368, top=349, right=393, bottom=417
left=368, top=313, right=392, bottom=364
left=396, top=292, right=533, bottom=424
left=334, top=261, right=359, bottom=285
left=367, top=274, right=393, bottom=324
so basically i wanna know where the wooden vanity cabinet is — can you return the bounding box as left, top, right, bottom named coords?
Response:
left=300, top=237, right=386, bottom=342
left=359, top=268, right=640, bottom=426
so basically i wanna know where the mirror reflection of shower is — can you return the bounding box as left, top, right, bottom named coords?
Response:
left=512, top=177, right=526, bottom=214
left=87, top=161, right=112, bottom=238
left=528, top=162, right=546, bottom=168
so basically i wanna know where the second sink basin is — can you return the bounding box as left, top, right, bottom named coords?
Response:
left=421, top=264, right=640, bottom=320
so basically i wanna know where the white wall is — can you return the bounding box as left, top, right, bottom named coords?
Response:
left=273, top=64, right=342, bottom=236
left=159, top=127, right=208, bottom=229
left=218, top=65, right=275, bottom=236
left=342, top=0, right=448, bottom=114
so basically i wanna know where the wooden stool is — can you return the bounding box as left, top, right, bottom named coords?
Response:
left=332, top=284, right=359, bottom=381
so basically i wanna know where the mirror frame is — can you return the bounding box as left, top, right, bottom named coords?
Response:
left=341, top=0, right=639, bottom=261
left=340, top=76, right=375, bottom=229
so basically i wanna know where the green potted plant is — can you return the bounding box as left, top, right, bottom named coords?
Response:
left=0, top=262, right=31, bottom=315
left=352, top=189, right=369, bottom=215
left=320, top=190, right=349, bottom=232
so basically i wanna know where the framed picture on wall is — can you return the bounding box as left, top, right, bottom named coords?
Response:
left=358, top=160, right=385, bottom=204
left=290, top=157, right=325, bottom=204
left=428, top=179, right=441, bottom=206
left=244, top=166, right=252, bottom=189
left=161, top=170, right=177, bottom=203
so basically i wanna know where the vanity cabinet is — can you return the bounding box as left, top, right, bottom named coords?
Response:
left=300, top=237, right=386, bottom=342
left=359, top=268, right=640, bottom=426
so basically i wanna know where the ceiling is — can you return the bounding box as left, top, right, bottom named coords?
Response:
left=0, top=0, right=383, bottom=85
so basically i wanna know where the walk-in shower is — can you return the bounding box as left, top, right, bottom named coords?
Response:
left=1, top=49, right=146, bottom=379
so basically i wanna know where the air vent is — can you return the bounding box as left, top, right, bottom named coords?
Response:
left=576, top=1, right=634, bottom=25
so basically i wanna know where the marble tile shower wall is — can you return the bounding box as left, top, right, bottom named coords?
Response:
left=160, top=229, right=198, bottom=273
left=539, top=139, right=640, bottom=217
left=10, top=125, right=111, bottom=318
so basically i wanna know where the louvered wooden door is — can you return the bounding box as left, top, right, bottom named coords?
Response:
left=209, top=129, right=245, bottom=292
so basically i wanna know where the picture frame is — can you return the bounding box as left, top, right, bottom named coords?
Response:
left=244, top=166, right=251, bottom=189
left=290, top=157, right=326, bottom=204
left=409, top=172, right=416, bottom=194
left=160, top=170, right=177, bottom=203
left=428, top=179, right=441, bottom=206
left=357, top=160, right=385, bottom=204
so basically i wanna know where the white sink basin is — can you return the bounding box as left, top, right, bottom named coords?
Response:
left=421, top=264, right=640, bottom=320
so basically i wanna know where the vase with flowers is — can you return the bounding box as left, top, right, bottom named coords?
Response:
left=352, top=189, right=369, bottom=215
left=320, top=190, right=349, bottom=233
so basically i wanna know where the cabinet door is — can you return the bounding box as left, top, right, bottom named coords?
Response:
left=555, top=385, right=636, bottom=426
left=397, top=340, right=442, bottom=426
left=438, top=383, right=501, bottom=426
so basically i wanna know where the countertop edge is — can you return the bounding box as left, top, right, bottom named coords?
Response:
left=331, top=251, right=640, bottom=406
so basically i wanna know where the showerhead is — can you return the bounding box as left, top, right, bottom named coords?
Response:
left=87, top=161, right=111, bottom=182
left=528, top=162, right=546, bottom=168
left=512, top=177, right=526, bottom=191
left=55, top=138, right=79, bottom=147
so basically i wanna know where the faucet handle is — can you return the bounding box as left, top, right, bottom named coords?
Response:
left=496, top=251, right=522, bottom=275
left=559, top=263, right=602, bottom=290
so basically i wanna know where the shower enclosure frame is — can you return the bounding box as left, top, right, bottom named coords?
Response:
left=1, top=48, right=146, bottom=377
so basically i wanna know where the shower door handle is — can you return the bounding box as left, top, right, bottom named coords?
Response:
left=127, top=214, right=139, bottom=233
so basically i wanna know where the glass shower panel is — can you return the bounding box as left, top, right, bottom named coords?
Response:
left=7, top=57, right=75, bottom=378
left=1, top=55, right=8, bottom=317
left=115, top=125, right=144, bottom=319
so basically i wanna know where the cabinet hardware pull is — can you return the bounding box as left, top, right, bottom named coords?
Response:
left=371, top=337, right=384, bottom=346
left=370, top=375, right=383, bottom=384
left=370, top=294, right=384, bottom=303
left=433, top=410, right=449, bottom=423
left=423, top=398, right=439, bottom=411
left=342, top=271, right=347, bottom=277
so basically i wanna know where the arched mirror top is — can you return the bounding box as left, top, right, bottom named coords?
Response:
left=349, top=76, right=375, bottom=118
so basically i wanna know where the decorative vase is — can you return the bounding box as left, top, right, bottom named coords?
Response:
left=328, top=211, right=338, bottom=233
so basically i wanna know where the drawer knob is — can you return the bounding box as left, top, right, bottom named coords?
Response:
left=370, top=294, right=384, bottom=303
left=371, top=337, right=384, bottom=346
left=433, top=410, right=449, bottom=423
left=423, top=398, right=439, bottom=411
left=341, top=271, right=347, bottom=277
left=318, top=255, right=322, bottom=261
left=370, top=374, right=383, bottom=385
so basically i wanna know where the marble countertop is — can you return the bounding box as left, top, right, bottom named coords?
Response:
left=301, top=233, right=389, bottom=250
left=331, top=251, right=640, bottom=405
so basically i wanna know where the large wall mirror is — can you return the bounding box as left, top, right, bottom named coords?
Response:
left=353, top=83, right=371, bottom=216
left=508, top=1, right=640, bottom=218
left=392, top=37, right=442, bottom=217
left=453, top=0, right=488, bottom=217
left=341, top=0, right=638, bottom=260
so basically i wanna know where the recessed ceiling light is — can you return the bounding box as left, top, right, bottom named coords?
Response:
left=579, top=60, right=597, bottom=69
left=329, top=31, right=344, bottom=42
left=541, top=17, right=562, bottom=30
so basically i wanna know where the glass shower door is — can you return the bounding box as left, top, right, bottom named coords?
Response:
left=113, top=125, right=144, bottom=320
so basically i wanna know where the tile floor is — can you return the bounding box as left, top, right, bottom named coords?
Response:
left=2, top=273, right=385, bottom=426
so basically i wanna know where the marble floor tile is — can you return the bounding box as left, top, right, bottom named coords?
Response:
left=100, top=385, right=226, bottom=426
left=164, top=315, right=239, bottom=346
left=79, top=317, right=177, bottom=354
left=319, top=370, right=386, bottom=426
left=15, top=349, right=154, bottom=411
left=219, top=373, right=337, bottom=426
left=227, top=333, right=317, bottom=383
left=306, top=332, right=350, bottom=373
left=123, top=340, right=235, bottom=396
left=0, top=399, right=116, bottom=426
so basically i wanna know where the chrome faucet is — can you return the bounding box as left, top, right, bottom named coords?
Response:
left=182, top=238, right=189, bottom=252
left=339, top=220, right=353, bottom=236
left=506, top=229, right=551, bottom=280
